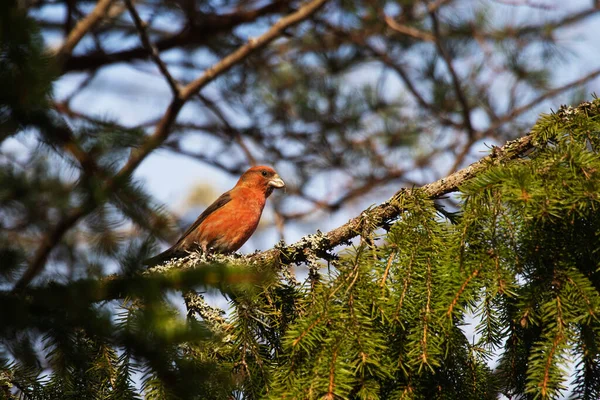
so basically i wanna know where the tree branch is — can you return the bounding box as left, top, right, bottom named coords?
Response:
left=385, top=16, right=434, bottom=42
left=55, top=0, right=114, bottom=64
left=61, top=0, right=293, bottom=72
left=12, top=127, right=541, bottom=303
left=26, top=131, right=535, bottom=303
left=429, top=9, right=475, bottom=138
left=124, top=0, right=180, bottom=96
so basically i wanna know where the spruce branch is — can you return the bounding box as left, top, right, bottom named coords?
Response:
left=15, top=100, right=600, bottom=305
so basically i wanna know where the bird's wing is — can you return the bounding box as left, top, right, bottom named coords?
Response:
left=174, top=190, right=233, bottom=246
left=143, top=191, right=233, bottom=266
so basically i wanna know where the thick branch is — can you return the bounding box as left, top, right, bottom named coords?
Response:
left=180, top=0, right=328, bottom=100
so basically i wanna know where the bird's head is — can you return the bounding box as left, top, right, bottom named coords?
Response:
left=237, top=166, right=285, bottom=197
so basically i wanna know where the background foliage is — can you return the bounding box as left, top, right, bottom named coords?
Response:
left=2, top=0, right=600, bottom=399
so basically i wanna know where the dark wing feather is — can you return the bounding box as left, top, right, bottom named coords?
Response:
left=143, top=191, right=232, bottom=266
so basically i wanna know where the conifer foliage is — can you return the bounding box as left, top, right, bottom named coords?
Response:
left=3, top=0, right=600, bottom=399
left=216, top=100, right=600, bottom=400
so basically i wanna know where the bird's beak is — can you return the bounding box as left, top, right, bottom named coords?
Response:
left=268, top=175, right=285, bottom=189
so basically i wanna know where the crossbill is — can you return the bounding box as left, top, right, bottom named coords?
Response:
left=144, top=166, right=285, bottom=266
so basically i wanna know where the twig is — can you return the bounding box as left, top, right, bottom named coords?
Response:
left=385, top=16, right=434, bottom=42
left=124, top=0, right=180, bottom=96
left=479, top=67, right=600, bottom=138
left=197, top=93, right=257, bottom=165
left=429, top=9, right=475, bottom=138
left=56, top=0, right=114, bottom=63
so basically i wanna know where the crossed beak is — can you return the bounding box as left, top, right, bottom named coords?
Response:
left=268, top=174, right=285, bottom=189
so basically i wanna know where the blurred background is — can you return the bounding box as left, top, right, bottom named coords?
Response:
left=3, top=0, right=600, bottom=285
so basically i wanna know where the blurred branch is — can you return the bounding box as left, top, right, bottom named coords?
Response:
left=122, top=0, right=330, bottom=178
left=518, top=7, right=600, bottom=34
left=180, top=0, right=328, bottom=100
left=491, top=0, right=555, bottom=9
left=385, top=16, right=434, bottom=42
left=480, top=67, right=600, bottom=138
left=61, top=0, right=293, bottom=72
left=321, top=19, right=463, bottom=129
left=124, top=0, right=180, bottom=96
left=10, top=262, right=257, bottom=309
left=14, top=206, right=90, bottom=292
left=480, top=7, right=600, bottom=41
left=163, top=141, right=245, bottom=174
left=197, top=93, right=257, bottom=165
left=446, top=66, right=600, bottom=174
left=429, top=9, right=475, bottom=138
left=280, top=168, right=408, bottom=220
left=55, top=0, right=114, bottom=64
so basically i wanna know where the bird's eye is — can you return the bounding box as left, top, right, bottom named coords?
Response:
left=261, top=170, right=268, bottom=177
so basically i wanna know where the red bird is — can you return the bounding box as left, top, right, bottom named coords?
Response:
left=144, top=166, right=285, bottom=266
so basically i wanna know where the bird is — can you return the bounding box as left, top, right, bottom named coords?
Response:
left=144, top=166, right=285, bottom=266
